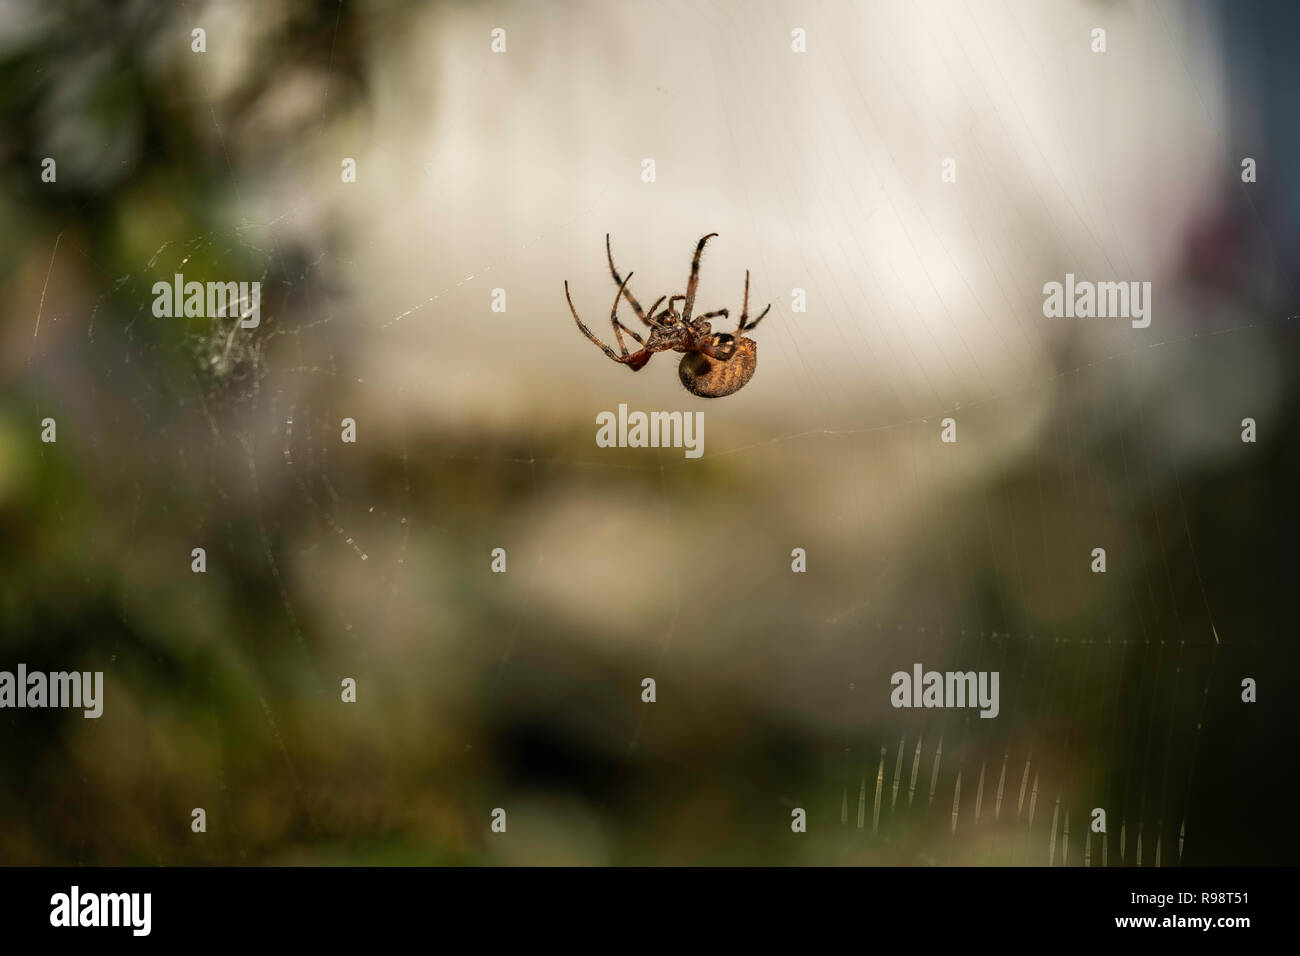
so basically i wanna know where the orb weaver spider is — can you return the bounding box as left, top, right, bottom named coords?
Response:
left=563, top=233, right=772, bottom=398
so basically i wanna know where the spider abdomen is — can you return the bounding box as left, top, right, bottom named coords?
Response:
left=678, top=337, right=757, bottom=398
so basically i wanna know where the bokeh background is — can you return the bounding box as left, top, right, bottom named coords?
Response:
left=1, top=0, right=1297, bottom=864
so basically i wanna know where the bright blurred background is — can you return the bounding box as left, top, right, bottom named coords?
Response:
left=1, top=0, right=1297, bottom=864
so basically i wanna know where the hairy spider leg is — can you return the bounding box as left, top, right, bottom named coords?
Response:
left=644, top=295, right=667, bottom=323
left=606, top=271, right=651, bottom=360
left=659, top=295, right=687, bottom=323
left=682, top=232, right=718, bottom=323
left=744, top=303, right=772, bottom=332
left=737, top=269, right=771, bottom=333
left=738, top=269, right=748, bottom=326
left=565, top=277, right=652, bottom=370
left=609, top=284, right=647, bottom=352
left=605, top=234, right=661, bottom=328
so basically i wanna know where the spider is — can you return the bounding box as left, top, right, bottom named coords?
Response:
left=564, top=233, right=772, bottom=398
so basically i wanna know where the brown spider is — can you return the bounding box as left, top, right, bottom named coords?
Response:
left=564, top=233, right=772, bottom=398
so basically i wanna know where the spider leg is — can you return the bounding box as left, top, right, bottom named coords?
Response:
left=644, top=295, right=667, bottom=325
left=566, top=280, right=626, bottom=364
left=565, top=278, right=654, bottom=371
left=694, top=309, right=729, bottom=322
left=682, top=233, right=718, bottom=323
left=658, top=295, right=686, bottom=323
left=613, top=318, right=645, bottom=348
left=606, top=234, right=656, bottom=328
left=609, top=278, right=646, bottom=352
left=737, top=271, right=771, bottom=333
left=742, top=303, right=772, bottom=333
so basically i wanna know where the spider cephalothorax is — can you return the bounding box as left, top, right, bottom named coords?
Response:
left=564, top=233, right=773, bottom=398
